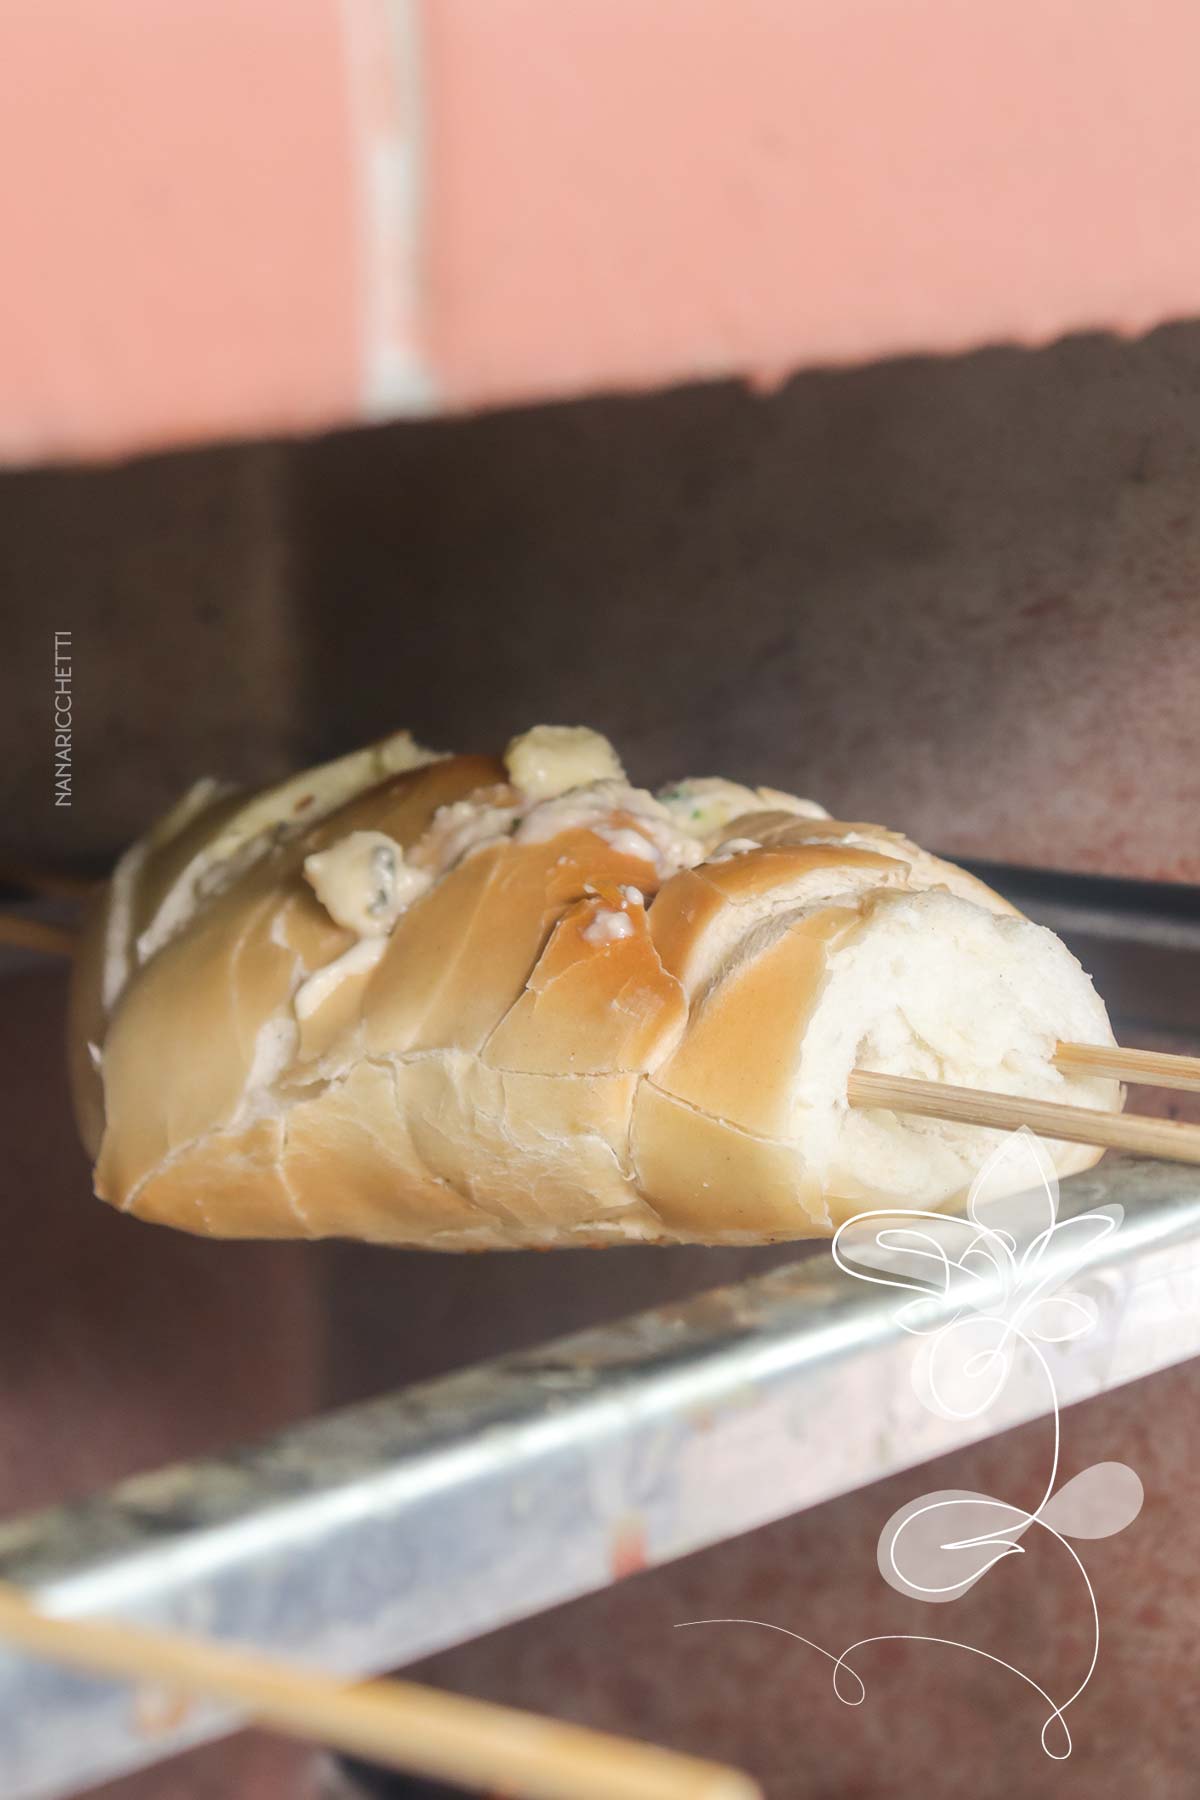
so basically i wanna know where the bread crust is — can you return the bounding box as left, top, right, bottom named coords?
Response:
left=73, top=732, right=1123, bottom=1247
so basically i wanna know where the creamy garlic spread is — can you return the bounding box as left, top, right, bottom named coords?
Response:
left=381, top=734, right=829, bottom=899
left=409, top=779, right=700, bottom=884
left=504, top=724, right=625, bottom=801
left=132, top=731, right=440, bottom=973
left=658, top=777, right=828, bottom=840
left=293, top=936, right=387, bottom=1019
left=708, top=836, right=762, bottom=862
left=598, top=825, right=660, bottom=863
left=582, top=909, right=636, bottom=945
left=517, top=780, right=704, bottom=878
left=657, top=778, right=762, bottom=835
left=304, top=831, right=430, bottom=936
left=409, top=795, right=522, bottom=874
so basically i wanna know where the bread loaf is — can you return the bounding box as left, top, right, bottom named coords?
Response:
left=70, top=726, right=1122, bottom=1247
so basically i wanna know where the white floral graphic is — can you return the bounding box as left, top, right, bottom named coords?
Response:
left=678, top=1129, right=1143, bottom=1758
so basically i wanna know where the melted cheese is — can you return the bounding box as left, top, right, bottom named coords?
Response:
left=304, top=831, right=431, bottom=936
left=410, top=795, right=521, bottom=874
left=133, top=731, right=440, bottom=969
left=504, top=725, right=625, bottom=800
left=517, top=781, right=704, bottom=878
left=659, top=777, right=829, bottom=841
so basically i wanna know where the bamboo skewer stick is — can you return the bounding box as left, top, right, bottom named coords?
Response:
left=1054, top=1041, right=1200, bottom=1095
left=0, top=1585, right=758, bottom=1800
left=846, top=1071, right=1200, bottom=1166
left=0, top=915, right=77, bottom=958
left=0, top=861, right=97, bottom=901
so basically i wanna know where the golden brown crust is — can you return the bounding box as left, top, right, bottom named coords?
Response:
left=629, top=1084, right=818, bottom=1238
left=65, top=881, right=111, bottom=1160
left=483, top=886, right=686, bottom=1077
left=652, top=906, right=857, bottom=1138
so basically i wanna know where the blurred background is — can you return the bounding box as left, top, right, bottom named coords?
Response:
left=4, top=329, right=1200, bottom=882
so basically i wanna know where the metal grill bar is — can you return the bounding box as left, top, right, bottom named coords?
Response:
left=1, top=1155, right=1199, bottom=1798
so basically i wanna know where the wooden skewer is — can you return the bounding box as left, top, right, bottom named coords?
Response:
left=1055, top=1041, right=1200, bottom=1095
left=847, top=1070, right=1200, bottom=1166
left=0, top=915, right=77, bottom=958
left=0, top=860, right=97, bottom=901
left=0, top=1584, right=758, bottom=1800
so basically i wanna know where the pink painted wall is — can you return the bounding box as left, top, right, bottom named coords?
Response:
left=424, top=0, right=1200, bottom=407
left=0, top=2, right=359, bottom=463
left=5, top=2, right=1200, bottom=461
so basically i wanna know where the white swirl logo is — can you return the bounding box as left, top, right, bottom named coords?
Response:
left=678, top=1128, right=1143, bottom=1759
